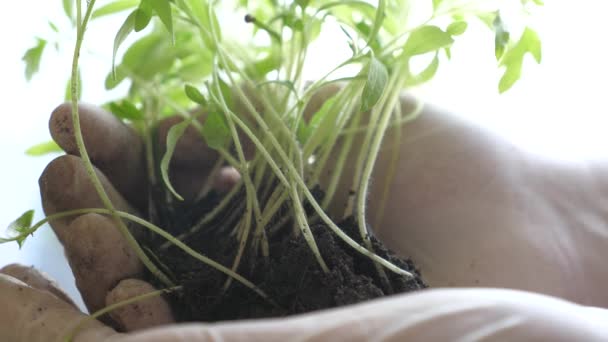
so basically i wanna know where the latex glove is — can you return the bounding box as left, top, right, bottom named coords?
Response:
left=2, top=100, right=608, bottom=341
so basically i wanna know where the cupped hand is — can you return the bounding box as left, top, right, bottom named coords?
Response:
left=2, top=98, right=608, bottom=341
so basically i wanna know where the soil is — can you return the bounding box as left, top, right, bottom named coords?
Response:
left=141, top=187, right=426, bottom=322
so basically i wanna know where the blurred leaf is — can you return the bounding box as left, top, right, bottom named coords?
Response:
left=202, top=111, right=231, bottom=150
left=25, top=141, right=63, bottom=156
left=185, top=84, right=207, bottom=105
left=112, top=10, right=137, bottom=78
left=432, top=0, right=443, bottom=11
left=63, top=0, right=74, bottom=23
left=303, top=95, right=338, bottom=146
left=92, top=0, right=139, bottom=19
left=493, top=12, right=510, bottom=60
left=498, top=27, right=541, bottom=93
left=108, top=100, right=144, bottom=120
left=22, top=38, right=47, bottom=81
left=360, top=57, right=388, bottom=112
left=406, top=53, right=439, bottom=87
left=161, top=120, right=190, bottom=200
left=447, top=21, right=467, bottom=36
left=149, top=0, right=174, bottom=38
left=134, top=7, right=153, bottom=32
left=48, top=21, right=59, bottom=32
left=403, top=25, right=454, bottom=57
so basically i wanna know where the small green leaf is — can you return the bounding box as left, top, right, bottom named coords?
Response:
left=112, top=10, right=137, bottom=78
left=161, top=120, right=191, bottom=201
left=202, top=111, right=231, bottom=150
left=498, top=27, right=541, bottom=93
left=403, top=26, right=454, bottom=57
left=63, top=0, right=74, bottom=23
left=48, top=21, right=59, bottom=32
left=303, top=95, right=338, bottom=146
left=149, top=0, right=174, bottom=38
left=134, top=8, right=153, bottom=32
left=406, top=53, right=440, bottom=87
left=108, top=100, right=144, bottom=120
left=65, top=69, right=82, bottom=101
left=360, top=57, right=389, bottom=113
left=92, top=0, right=140, bottom=19
left=25, top=141, right=63, bottom=156
left=185, top=84, right=207, bottom=106
left=22, top=38, right=47, bottom=81
left=5, top=210, right=35, bottom=248
left=493, top=12, right=510, bottom=60
left=447, top=21, right=468, bottom=36
left=432, top=0, right=443, bottom=11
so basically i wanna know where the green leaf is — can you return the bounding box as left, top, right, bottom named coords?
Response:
left=161, top=120, right=191, bottom=201
left=108, top=100, right=144, bottom=120
left=134, top=7, right=153, bottom=32
left=49, top=21, right=59, bottom=33
left=65, top=69, right=82, bottom=101
left=498, top=27, right=541, bottom=93
left=447, top=21, right=468, bottom=36
left=25, top=141, right=63, bottom=156
left=92, top=0, right=140, bottom=19
left=403, top=26, right=454, bottom=57
left=149, top=0, right=174, bottom=38
left=63, top=0, right=74, bottom=23
left=407, top=53, right=440, bottom=87
left=202, top=111, right=231, bottom=150
left=185, top=84, right=207, bottom=106
left=5, top=210, right=35, bottom=248
left=360, top=57, right=388, bottom=112
left=493, top=12, right=510, bottom=60
left=303, top=95, right=339, bottom=147
left=112, top=10, right=137, bottom=78
left=432, top=0, right=443, bottom=11
left=22, top=38, right=47, bottom=81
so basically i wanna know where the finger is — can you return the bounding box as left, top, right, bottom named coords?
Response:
left=62, top=214, right=143, bottom=315
left=39, top=154, right=136, bottom=241
left=214, top=166, right=241, bottom=194
left=50, top=103, right=147, bottom=209
left=105, top=279, right=174, bottom=332
left=0, top=274, right=118, bottom=342
left=116, top=288, right=608, bottom=342
left=0, top=264, right=77, bottom=309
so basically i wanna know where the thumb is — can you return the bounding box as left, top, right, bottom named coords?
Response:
left=118, top=288, right=608, bottom=342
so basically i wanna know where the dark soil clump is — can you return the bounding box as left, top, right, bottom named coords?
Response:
left=142, top=188, right=426, bottom=322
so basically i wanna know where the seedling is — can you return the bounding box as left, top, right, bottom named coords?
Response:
left=6, top=0, right=541, bottom=323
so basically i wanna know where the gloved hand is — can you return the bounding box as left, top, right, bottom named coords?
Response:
left=2, top=97, right=608, bottom=341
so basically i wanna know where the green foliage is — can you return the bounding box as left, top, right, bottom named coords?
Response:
left=22, top=38, right=47, bottom=81
left=161, top=120, right=191, bottom=201
left=493, top=12, right=510, bottom=60
left=403, top=26, right=454, bottom=57
left=498, top=27, right=541, bottom=93
left=201, top=111, right=231, bottom=150
left=108, top=100, right=144, bottom=120
left=92, top=0, right=139, bottom=19
left=360, top=57, right=388, bottom=113
left=185, top=84, right=207, bottom=106
left=25, top=141, right=63, bottom=156
left=2, top=210, right=35, bottom=248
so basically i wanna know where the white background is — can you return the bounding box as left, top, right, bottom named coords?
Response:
left=0, top=1, right=606, bottom=309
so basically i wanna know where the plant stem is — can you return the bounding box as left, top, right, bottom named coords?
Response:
left=70, top=0, right=172, bottom=287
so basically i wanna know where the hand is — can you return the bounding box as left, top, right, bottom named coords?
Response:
left=2, top=99, right=608, bottom=341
